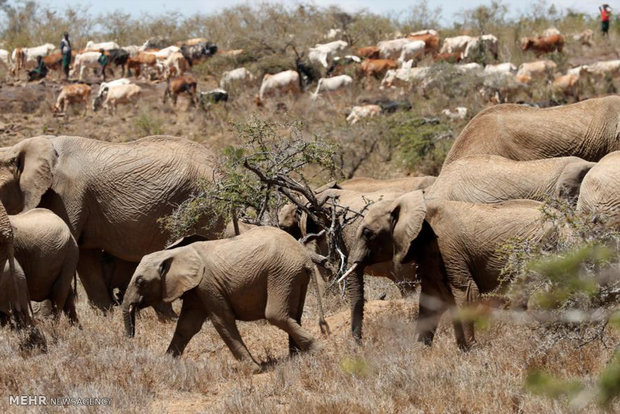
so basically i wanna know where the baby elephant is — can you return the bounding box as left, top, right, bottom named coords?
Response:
left=11, top=208, right=79, bottom=324
left=122, top=227, right=329, bottom=372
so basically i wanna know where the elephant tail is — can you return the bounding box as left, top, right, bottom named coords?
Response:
left=308, top=264, right=330, bottom=335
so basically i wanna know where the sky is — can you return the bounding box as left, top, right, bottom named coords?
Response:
left=48, top=0, right=605, bottom=23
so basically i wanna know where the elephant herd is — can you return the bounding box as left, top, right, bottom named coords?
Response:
left=0, top=95, right=617, bottom=370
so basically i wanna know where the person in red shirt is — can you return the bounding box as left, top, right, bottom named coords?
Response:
left=599, top=4, right=611, bottom=36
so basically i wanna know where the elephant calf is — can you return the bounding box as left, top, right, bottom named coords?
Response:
left=577, top=151, right=620, bottom=228
left=11, top=208, right=79, bottom=324
left=122, top=227, right=329, bottom=372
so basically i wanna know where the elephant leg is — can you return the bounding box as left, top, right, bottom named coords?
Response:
left=288, top=282, right=308, bottom=355
left=415, top=277, right=453, bottom=347
left=208, top=307, right=260, bottom=371
left=63, top=290, right=79, bottom=326
left=265, top=282, right=317, bottom=354
left=51, top=247, right=79, bottom=324
left=77, top=249, right=114, bottom=310
left=166, top=293, right=207, bottom=357
left=451, top=280, right=479, bottom=350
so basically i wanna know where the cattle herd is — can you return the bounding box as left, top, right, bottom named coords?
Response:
left=0, top=23, right=618, bottom=376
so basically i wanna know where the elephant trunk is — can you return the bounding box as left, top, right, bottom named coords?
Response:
left=347, top=265, right=365, bottom=343
left=122, top=303, right=136, bottom=338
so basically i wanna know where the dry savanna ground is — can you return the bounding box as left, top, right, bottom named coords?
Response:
left=0, top=276, right=617, bottom=413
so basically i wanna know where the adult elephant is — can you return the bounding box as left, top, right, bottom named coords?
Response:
left=577, top=151, right=620, bottom=227
left=343, top=192, right=567, bottom=349
left=427, top=155, right=595, bottom=204
left=337, top=176, right=436, bottom=193
left=442, top=96, right=620, bottom=166
left=0, top=135, right=223, bottom=310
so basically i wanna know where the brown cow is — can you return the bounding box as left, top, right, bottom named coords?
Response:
left=408, top=30, right=440, bottom=55
left=360, top=59, right=398, bottom=78
left=521, top=34, right=564, bottom=56
left=433, top=52, right=462, bottom=63
left=127, top=52, right=158, bottom=78
left=54, top=83, right=91, bottom=115
left=357, top=46, right=380, bottom=59
left=163, top=75, right=197, bottom=107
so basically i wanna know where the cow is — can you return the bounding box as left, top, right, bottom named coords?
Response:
left=377, top=38, right=415, bottom=59
left=149, top=46, right=181, bottom=60
left=127, top=52, right=159, bottom=78
left=462, top=34, right=499, bottom=60
left=479, top=72, right=529, bottom=104
left=483, top=62, right=517, bottom=75
left=0, top=49, right=9, bottom=70
left=521, top=34, right=564, bottom=56
left=407, top=29, right=440, bottom=55
left=359, top=98, right=412, bottom=113
left=439, top=35, right=475, bottom=56
left=357, top=46, right=380, bottom=59
left=308, top=40, right=348, bottom=68
left=312, top=74, right=353, bottom=98
left=455, top=62, right=483, bottom=74
left=93, top=83, right=141, bottom=113
left=139, top=37, right=169, bottom=51
left=161, top=52, right=189, bottom=78
left=326, top=55, right=361, bottom=76
left=54, top=83, right=91, bottom=115
left=257, top=70, right=301, bottom=103
left=552, top=73, right=580, bottom=100
left=177, top=37, right=208, bottom=47
left=199, top=88, right=229, bottom=110
left=96, top=78, right=131, bottom=100
left=433, top=52, right=462, bottom=63
left=573, top=29, right=594, bottom=46
left=85, top=41, right=120, bottom=51
left=122, top=45, right=140, bottom=57
left=583, top=60, right=620, bottom=79
left=441, top=107, right=468, bottom=120
left=220, top=67, right=255, bottom=88
left=325, top=28, right=343, bottom=39
left=106, top=48, right=130, bottom=76
left=43, top=52, right=64, bottom=75
left=180, top=42, right=217, bottom=66
left=346, top=104, right=382, bottom=124
left=360, top=58, right=398, bottom=82
left=516, top=60, right=557, bottom=83
left=397, top=40, right=426, bottom=65
left=542, top=27, right=561, bottom=37
left=381, top=66, right=430, bottom=89
left=70, top=51, right=101, bottom=81
left=11, top=43, right=55, bottom=74
left=163, top=75, right=198, bottom=107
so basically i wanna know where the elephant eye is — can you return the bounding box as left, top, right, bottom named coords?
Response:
left=135, top=276, right=144, bottom=286
left=362, top=227, right=374, bottom=240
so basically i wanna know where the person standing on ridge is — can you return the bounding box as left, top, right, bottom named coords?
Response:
left=599, top=4, right=611, bottom=37
left=60, top=32, right=71, bottom=80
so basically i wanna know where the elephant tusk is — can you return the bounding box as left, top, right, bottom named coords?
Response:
left=128, top=304, right=134, bottom=314
left=336, top=263, right=358, bottom=284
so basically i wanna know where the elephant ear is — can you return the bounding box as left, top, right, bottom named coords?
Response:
left=16, top=137, right=58, bottom=212
left=166, top=234, right=209, bottom=250
left=161, top=247, right=203, bottom=302
left=390, top=191, right=427, bottom=265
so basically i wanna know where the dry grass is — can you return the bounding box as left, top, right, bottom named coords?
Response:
left=0, top=276, right=617, bottom=413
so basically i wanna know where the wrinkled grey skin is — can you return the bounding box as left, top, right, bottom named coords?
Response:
left=577, top=151, right=620, bottom=227
left=10, top=208, right=79, bottom=324
left=122, top=227, right=328, bottom=373
left=0, top=135, right=224, bottom=311
left=0, top=201, right=46, bottom=350
left=443, top=96, right=620, bottom=166
left=337, top=176, right=436, bottom=193
left=427, top=155, right=595, bottom=204
left=346, top=192, right=566, bottom=349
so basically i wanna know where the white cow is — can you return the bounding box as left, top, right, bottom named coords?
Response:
left=258, top=70, right=301, bottom=101
left=397, top=40, right=425, bottom=65
left=455, top=62, right=483, bottom=74
left=308, top=40, right=348, bottom=68
left=439, top=35, right=475, bottom=56
left=312, top=74, right=353, bottom=98
left=160, top=52, right=188, bottom=77
left=96, top=78, right=131, bottom=99
left=483, top=62, right=517, bottom=75
left=122, top=45, right=140, bottom=57
left=377, top=38, right=414, bottom=59
left=93, top=83, right=141, bottom=113
left=151, top=46, right=181, bottom=60
left=0, top=49, right=9, bottom=70
left=346, top=105, right=382, bottom=124
left=220, top=67, right=255, bottom=88
left=542, top=27, right=561, bottom=37
left=463, top=34, right=499, bottom=60
left=573, top=29, right=594, bottom=46
left=11, top=43, right=55, bottom=72
left=409, top=29, right=439, bottom=37
left=381, top=66, right=430, bottom=89
left=85, top=41, right=120, bottom=51
left=70, top=51, right=101, bottom=81
left=583, top=60, right=620, bottom=78
left=325, top=28, right=343, bottom=39
left=441, top=107, right=468, bottom=120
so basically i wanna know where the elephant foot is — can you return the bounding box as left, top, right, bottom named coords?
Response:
left=19, top=326, right=48, bottom=354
